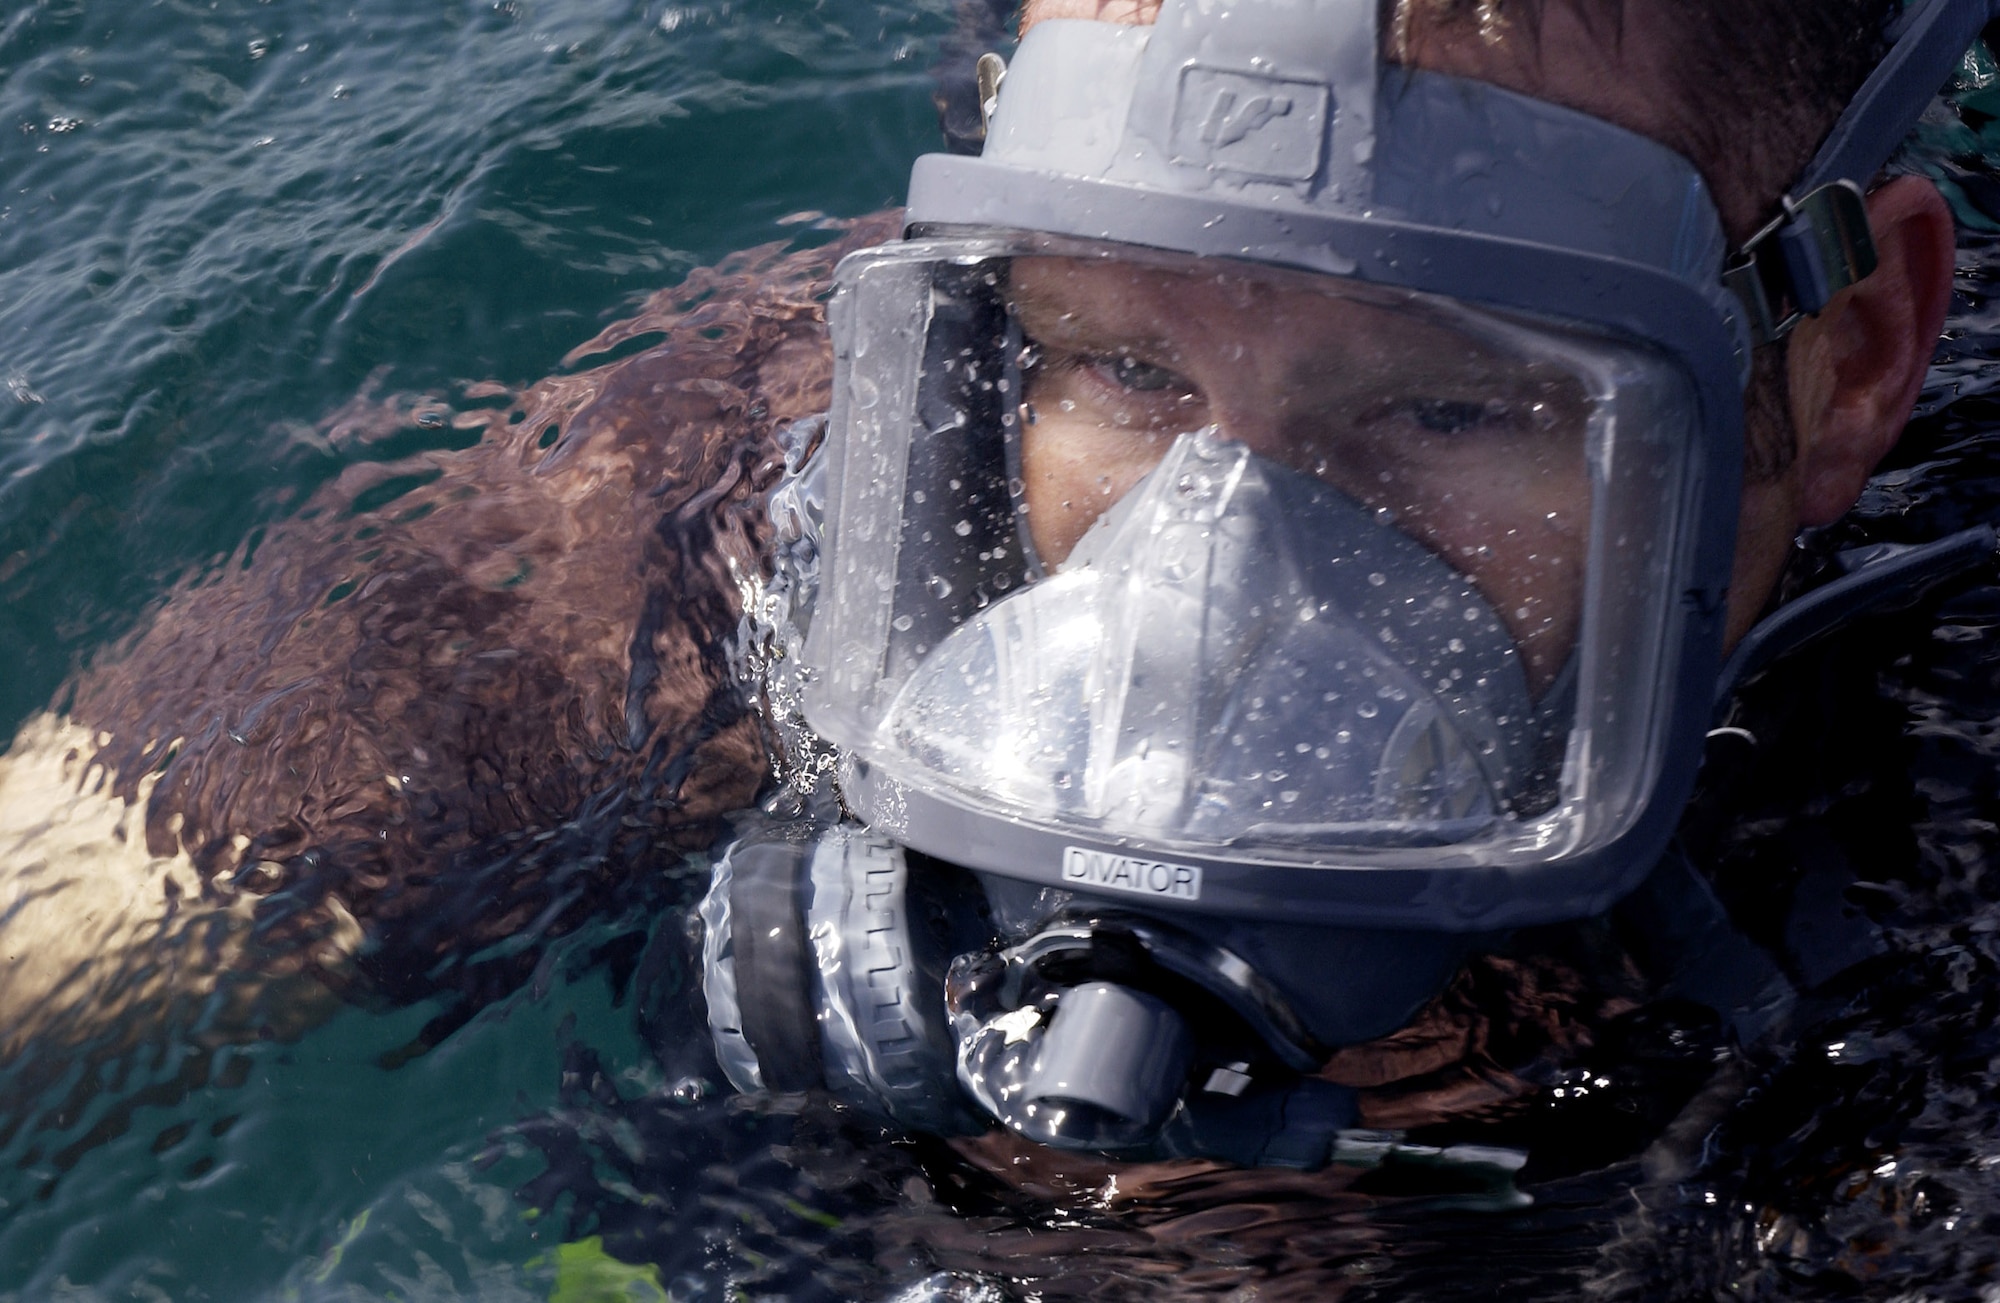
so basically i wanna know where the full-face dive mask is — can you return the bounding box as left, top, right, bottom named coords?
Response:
left=703, top=0, right=2000, bottom=1166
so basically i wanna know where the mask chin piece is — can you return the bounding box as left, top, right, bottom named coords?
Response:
left=946, top=910, right=1366, bottom=1161
left=955, top=980, right=1196, bottom=1151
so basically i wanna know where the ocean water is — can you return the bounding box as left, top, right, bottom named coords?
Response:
left=0, top=1, right=945, bottom=1297
left=3, top=2, right=2000, bottom=1299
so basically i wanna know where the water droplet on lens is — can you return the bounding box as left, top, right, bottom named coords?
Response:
left=892, top=614, right=914, bottom=632
left=1357, top=702, right=1379, bottom=719
left=953, top=519, right=973, bottom=537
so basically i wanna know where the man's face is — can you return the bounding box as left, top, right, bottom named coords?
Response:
left=1011, top=256, right=1593, bottom=692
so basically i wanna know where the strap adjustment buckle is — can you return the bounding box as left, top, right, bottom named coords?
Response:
left=1723, top=179, right=1880, bottom=346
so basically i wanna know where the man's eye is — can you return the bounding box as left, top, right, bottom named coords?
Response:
left=1401, top=398, right=1513, bottom=434
left=1096, top=354, right=1185, bottom=394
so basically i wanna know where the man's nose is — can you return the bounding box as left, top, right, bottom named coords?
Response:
left=1201, top=383, right=1290, bottom=462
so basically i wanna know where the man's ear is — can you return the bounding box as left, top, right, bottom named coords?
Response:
left=1786, top=175, right=1957, bottom=527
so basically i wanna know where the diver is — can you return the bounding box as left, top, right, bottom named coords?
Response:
left=698, top=0, right=1997, bottom=1171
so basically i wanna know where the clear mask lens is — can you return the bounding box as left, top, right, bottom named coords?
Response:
left=806, top=235, right=1699, bottom=873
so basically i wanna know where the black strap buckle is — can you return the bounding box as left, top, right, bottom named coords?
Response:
left=1723, top=179, right=1881, bottom=345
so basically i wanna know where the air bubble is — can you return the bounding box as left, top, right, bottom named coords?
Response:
left=954, top=519, right=973, bottom=537
left=893, top=615, right=914, bottom=632
left=1367, top=572, right=1387, bottom=587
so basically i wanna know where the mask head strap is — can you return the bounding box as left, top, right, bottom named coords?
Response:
left=1725, top=0, right=1999, bottom=344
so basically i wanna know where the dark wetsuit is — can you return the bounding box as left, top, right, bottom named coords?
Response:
left=31, top=215, right=898, bottom=1060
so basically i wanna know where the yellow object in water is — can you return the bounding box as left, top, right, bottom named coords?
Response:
left=542, top=1236, right=669, bottom=1303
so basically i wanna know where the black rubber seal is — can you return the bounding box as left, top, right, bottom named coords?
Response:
left=728, top=838, right=825, bottom=1093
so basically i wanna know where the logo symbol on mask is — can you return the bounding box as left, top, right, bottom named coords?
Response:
left=1171, top=66, right=1328, bottom=183
left=1201, top=90, right=1293, bottom=148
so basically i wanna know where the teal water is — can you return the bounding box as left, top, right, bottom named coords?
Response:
left=0, top=1, right=942, bottom=1297
left=0, top=0, right=940, bottom=735
left=8, top=4, right=2000, bottom=1300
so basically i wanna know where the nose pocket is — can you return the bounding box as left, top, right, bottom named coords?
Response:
left=1373, top=697, right=1493, bottom=823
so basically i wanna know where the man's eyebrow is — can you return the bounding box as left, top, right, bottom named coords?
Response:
left=1008, top=279, right=1174, bottom=356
